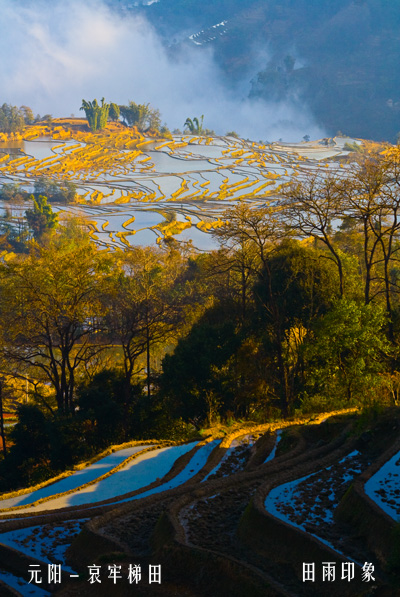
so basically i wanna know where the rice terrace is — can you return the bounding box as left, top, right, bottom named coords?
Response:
left=0, top=106, right=399, bottom=596
left=0, top=116, right=358, bottom=249
left=0, top=408, right=399, bottom=596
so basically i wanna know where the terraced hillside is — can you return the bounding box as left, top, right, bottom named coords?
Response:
left=0, top=119, right=362, bottom=249
left=0, top=408, right=399, bottom=596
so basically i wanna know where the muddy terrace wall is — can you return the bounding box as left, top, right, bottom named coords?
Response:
left=335, top=437, right=400, bottom=573
left=237, top=427, right=369, bottom=596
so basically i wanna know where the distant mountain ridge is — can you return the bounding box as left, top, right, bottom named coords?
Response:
left=109, top=0, right=400, bottom=142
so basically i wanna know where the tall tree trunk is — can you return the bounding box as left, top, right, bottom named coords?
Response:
left=275, top=330, right=290, bottom=417
left=146, top=313, right=151, bottom=399
left=323, top=233, right=344, bottom=298
left=0, top=382, right=7, bottom=457
left=383, top=256, right=394, bottom=342
left=241, top=264, right=246, bottom=321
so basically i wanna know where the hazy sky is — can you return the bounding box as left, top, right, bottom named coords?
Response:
left=0, top=0, right=325, bottom=141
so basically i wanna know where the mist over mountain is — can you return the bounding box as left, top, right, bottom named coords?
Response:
left=128, top=0, right=400, bottom=142
left=2, top=0, right=399, bottom=142
left=0, top=0, right=324, bottom=142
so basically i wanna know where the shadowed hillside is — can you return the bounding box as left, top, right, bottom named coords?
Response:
left=130, top=0, right=400, bottom=142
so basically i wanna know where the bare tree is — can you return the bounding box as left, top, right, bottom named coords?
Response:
left=281, top=169, right=346, bottom=297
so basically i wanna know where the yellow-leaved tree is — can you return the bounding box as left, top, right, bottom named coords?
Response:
left=0, top=228, right=110, bottom=413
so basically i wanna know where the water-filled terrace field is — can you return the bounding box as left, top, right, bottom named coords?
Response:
left=0, top=121, right=355, bottom=249
left=0, top=409, right=399, bottom=595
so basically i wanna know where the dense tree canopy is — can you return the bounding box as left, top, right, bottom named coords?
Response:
left=80, top=98, right=110, bottom=131
left=33, top=177, right=77, bottom=204
left=0, top=232, right=108, bottom=413
left=0, top=104, right=25, bottom=134
left=119, top=101, right=161, bottom=131
left=0, top=103, right=38, bottom=134
left=25, top=195, right=58, bottom=240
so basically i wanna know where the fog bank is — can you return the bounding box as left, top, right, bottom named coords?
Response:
left=0, top=0, right=325, bottom=141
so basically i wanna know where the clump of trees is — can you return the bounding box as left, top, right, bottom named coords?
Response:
left=184, top=115, right=214, bottom=136
left=0, top=177, right=76, bottom=204
left=25, top=195, right=58, bottom=240
left=0, top=104, right=26, bottom=134
left=0, top=183, right=29, bottom=203
left=0, top=104, right=51, bottom=134
left=80, top=98, right=165, bottom=133
left=80, top=98, right=119, bottom=131
left=32, top=176, right=77, bottom=204
left=0, top=177, right=76, bottom=249
left=109, top=103, right=120, bottom=122
left=0, top=209, right=29, bottom=252
left=119, top=101, right=161, bottom=131
left=184, top=115, right=204, bottom=135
